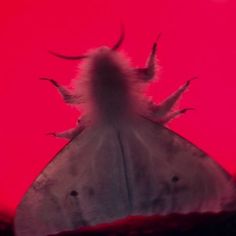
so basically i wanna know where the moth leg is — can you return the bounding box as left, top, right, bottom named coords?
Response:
left=47, top=126, right=83, bottom=139
left=159, top=108, right=194, bottom=124
left=47, top=119, right=85, bottom=139
left=154, top=77, right=197, bottom=117
left=40, top=78, right=81, bottom=104
left=135, top=42, right=157, bottom=81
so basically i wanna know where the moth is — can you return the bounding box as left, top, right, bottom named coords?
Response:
left=14, top=29, right=236, bottom=236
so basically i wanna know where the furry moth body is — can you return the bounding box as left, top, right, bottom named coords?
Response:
left=14, top=33, right=236, bottom=236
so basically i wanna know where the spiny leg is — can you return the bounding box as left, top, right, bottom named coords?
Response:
left=151, top=77, right=197, bottom=119
left=40, top=78, right=81, bottom=104
left=47, top=118, right=85, bottom=139
left=159, top=108, right=194, bottom=124
left=136, top=34, right=161, bottom=81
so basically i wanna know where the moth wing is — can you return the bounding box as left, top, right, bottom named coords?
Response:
left=119, top=117, right=236, bottom=215
left=14, top=126, right=131, bottom=236
left=14, top=117, right=236, bottom=236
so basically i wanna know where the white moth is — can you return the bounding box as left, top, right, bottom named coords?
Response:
left=14, top=30, right=236, bottom=236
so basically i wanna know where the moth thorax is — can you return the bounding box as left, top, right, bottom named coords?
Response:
left=90, top=55, right=132, bottom=122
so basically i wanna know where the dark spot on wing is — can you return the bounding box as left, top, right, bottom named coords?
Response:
left=70, top=190, right=78, bottom=197
left=199, top=152, right=207, bottom=158
left=192, top=149, right=207, bottom=159
left=67, top=190, right=88, bottom=226
left=172, top=176, right=179, bottom=183
left=196, top=152, right=207, bottom=158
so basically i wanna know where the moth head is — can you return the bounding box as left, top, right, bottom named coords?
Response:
left=88, top=46, right=125, bottom=75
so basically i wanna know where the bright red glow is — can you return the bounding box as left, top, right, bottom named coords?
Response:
left=1, top=0, right=236, bottom=215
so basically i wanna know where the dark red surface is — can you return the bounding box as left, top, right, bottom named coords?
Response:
left=2, top=212, right=236, bottom=236
left=1, top=0, right=236, bottom=216
left=49, top=211, right=236, bottom=236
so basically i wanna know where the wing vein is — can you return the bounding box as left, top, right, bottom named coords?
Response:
left=116, top=130, right=132, bottom=212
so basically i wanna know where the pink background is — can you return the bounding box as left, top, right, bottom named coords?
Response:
left=1, top=0, right=236, bottom=216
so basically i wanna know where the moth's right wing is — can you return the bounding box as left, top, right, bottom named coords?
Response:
left=118, top=117, right=236, bottom=215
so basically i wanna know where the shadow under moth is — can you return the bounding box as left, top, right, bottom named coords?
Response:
left=14, top=29, right=236, bottom=236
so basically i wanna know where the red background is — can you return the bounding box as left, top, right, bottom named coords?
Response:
left=1, top=0, right=236, bottom=216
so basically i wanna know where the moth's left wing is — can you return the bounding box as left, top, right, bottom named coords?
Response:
left=14, top=126, right=131, bottom=236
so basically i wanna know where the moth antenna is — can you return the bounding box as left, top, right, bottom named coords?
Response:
left=112, top=24, right=125, bottom=50
left=48, top=50, right=88, bottom=60
left=49, top=24, right=125, bottom=59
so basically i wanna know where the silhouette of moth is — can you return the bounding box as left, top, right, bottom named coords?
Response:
left=14, top=31, right=236, bottom=236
